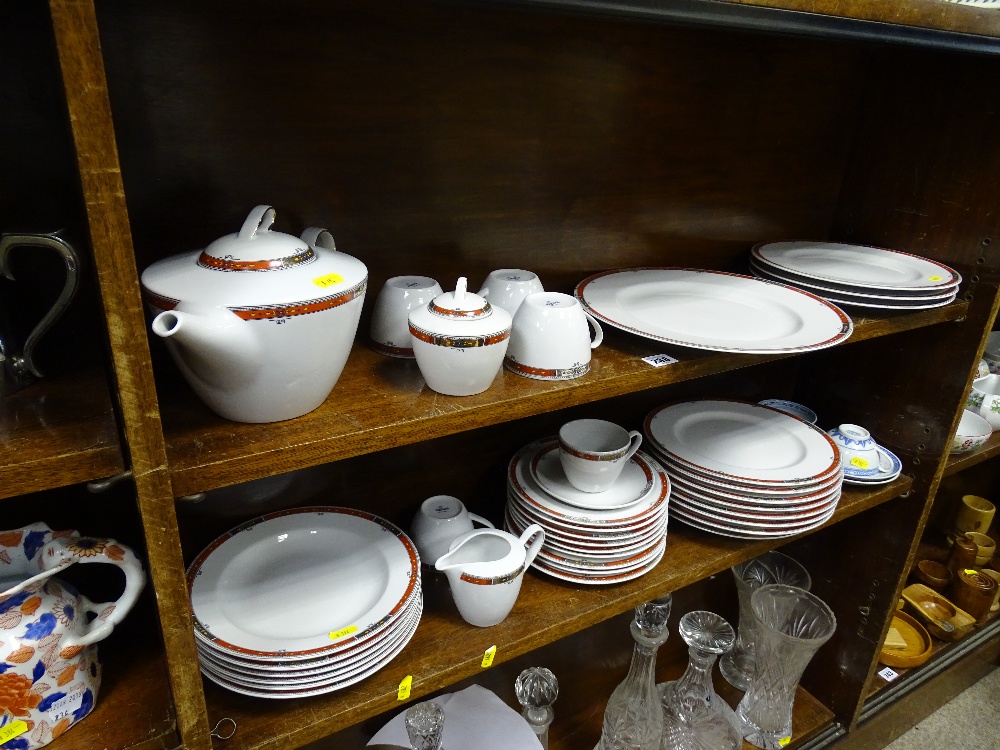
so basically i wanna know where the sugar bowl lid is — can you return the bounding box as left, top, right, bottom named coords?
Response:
left=428, top=277, right=493, bottom=320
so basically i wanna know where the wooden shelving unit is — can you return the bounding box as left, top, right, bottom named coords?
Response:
left=4, top=1, right=999, bottom=749
left=943, top=431, right=1000, bottom=477
left=163, top=305, right=965, bottom=496
left=0, top=368, right=123, bottom=499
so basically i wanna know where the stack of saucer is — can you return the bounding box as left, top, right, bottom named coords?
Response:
left=504, top=438, right=670, bottom=584
left=187, top=507, right=422, bottom=699
left=750, top=241, right=960, bottom=311
left=643, top=400, right=843, bottom=540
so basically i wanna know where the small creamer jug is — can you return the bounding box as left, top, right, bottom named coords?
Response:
left=435, top=525, right=543, bottom=627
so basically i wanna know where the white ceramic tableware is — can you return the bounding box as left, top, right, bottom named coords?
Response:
left=531, top=440, right=655, bottom=510
left=477, top=268, right=544, bottom=316
left=409, top=277, right=512, bottom=396
left=410, top=495, right=495, bottom=565
left=748, top=258, right=958, bottom=300
left=827, top=424, right=880, bottom=475
left=504, top=292, right=603, bottom=381
left=558, top=418, right=643, bottom=493
left=757, top=399, right=818, bottom=424
left=951, top=410, right=993, bottom=454
left=141, top=207, right=368, bottom=423
left=840, top=446, right=902, bottom=485
left=575, top=268, right=853, bottom=354
left=369, top=275, right=443, bottom=358
left=645, top=400, right=841, bottom=485
left=971, top=374, right=1000, bottom=430
left=435, top=525, right=544, bottom=627
left=751, top=241, right=960, bottom=291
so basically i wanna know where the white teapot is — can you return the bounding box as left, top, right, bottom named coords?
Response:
left=140, top=206, right=367, bottom=423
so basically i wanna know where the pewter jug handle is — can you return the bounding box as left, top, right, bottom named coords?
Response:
left=0, top=231, right=81, bottom=379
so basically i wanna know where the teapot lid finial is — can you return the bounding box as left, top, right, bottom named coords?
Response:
left=428, top=277, right=493, bottom=320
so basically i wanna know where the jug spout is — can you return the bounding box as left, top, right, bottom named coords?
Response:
left=151, top=302, right=263, bottom=388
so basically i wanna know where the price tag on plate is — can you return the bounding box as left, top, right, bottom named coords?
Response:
left=643, top=354, right=678, bottom=368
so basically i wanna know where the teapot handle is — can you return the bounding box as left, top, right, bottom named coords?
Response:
left=301, top=227, right=337, bottom=251
left=0, top=231, right=81, bottom=379
left=518, top=523, right=545, bottom=569
left=39, top=535, right=146, bottom=649
left=238, top=205, right=276, bottom=241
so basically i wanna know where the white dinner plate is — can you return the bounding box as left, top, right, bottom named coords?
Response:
left=667, top=474, right=840, bottom=513
left=532, top=441, right=656, bottom=510
left=645, top=400, right=841, bottom=485
left=575, top=268, right=852, bottom=354
left=752, top=241, right=960, bottom=291
left=507, top=494, right=665, bottom=540
left=671, top=489, right=836, bottom=524
left=748, top=259, right=958, bottom=301
left=530, top=539, right=667, bottom=585
left=188, top=507, right=420, bottom=660
left=672, top=504, right=837, bottom=540
left=654, top=448, right=842, bottom=495
left=811, top=290, right=957, bottom=311
left=507, top=505, right=668, bottom=557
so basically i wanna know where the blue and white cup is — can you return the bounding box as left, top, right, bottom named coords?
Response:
left=827, top=424, right=880, bottom=476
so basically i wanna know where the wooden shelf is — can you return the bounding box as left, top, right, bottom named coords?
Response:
left=52, top=642, right=177, bottom=750
left=201, top=477, right=909, bottom=750
left=162, top=302, right=965, bottom=497
left=501, top=0, right=1000, bottom=54
left=0, top=367, right=123, bottom=500
left=942, top=431, right=1000, bottom=477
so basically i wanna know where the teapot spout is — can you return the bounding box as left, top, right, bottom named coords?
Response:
left=151, top=302, right=263, bottom=388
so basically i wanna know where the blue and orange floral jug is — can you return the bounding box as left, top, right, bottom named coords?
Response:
left=0, top=523, right=144, bottom=750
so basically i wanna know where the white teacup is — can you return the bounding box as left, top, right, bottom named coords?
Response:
left=558, top=419, right=642, bottom=493
left=827, top=423, right=880, bottom=475
left=410, top=495, right=494, bottom=566
left=370, top=275, right=443, bottom=358
left=504, top=292, right=603, bottom=381
left=477, top=269, right=543, bottom=317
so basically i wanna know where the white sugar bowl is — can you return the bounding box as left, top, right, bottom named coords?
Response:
left=408, top=277, right=512, bottom=396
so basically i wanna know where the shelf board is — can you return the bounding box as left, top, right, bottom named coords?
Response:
left=942, top=431, right=1000, bottom=476
left=202, top=476, right=909, bottom=750
left=494, top=0, right=1000, bottom=54
left=0, top=367, right=124, bottom=499
left=163, top=302, right=965, bottom=497
left=52, top=642, right=177, bottom=750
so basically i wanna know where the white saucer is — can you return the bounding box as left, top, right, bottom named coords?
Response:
left=841, top=445, right=902, bottom=483
left=531, top=441, right=656, bottom=510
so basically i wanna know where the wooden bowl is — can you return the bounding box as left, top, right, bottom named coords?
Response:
left=901, top=583, right=976, bottom=641
left=914, top=559, right=952, bottom=592
left=879, top=610, right=933, bottom=669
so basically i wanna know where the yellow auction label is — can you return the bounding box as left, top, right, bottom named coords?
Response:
left=779, top=738, right=792, bottom=747
left=850, top=456, right=870, bottom=469
left=0, top=721, right=28, bottom=744
left=929, top=275, right=942, bottom=281
left=329, top=625, right=358, bottom=640
left=313, top=272, right=345, bottom=288
left=965, top=569, right=979, bottom=576
left=398, top=675, right=412, bottom=700
left=481, top=645, right=497, bottom=668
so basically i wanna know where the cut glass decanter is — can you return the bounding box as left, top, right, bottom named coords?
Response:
left=658, top=611, right=741, bottom=750
left=406, top=700, right=445, bottom=750
left=516, top=666, right=559, bottom=750
left=594, top=594, right=673, bottom=750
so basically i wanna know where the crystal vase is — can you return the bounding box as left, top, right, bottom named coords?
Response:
left=658, top=611, right=741, bottom=750
left=406, top=701, right=445, bottom=750
left=720, top=550, right=812, bottom=691
left=736, top=584, right=836, bottom=750
left=595, top=594, right=673, bottom=750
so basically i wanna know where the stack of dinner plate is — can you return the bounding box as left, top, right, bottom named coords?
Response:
left=504, top=438, right=670, bottom=584
left=750, top=241, right=961, bottom=311
left=187, top=506, right=422, bottom=699
left=643, top=400, right=844, bottom=540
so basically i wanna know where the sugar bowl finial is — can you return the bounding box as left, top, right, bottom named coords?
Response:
left=515, top=666, right=559, bottom=749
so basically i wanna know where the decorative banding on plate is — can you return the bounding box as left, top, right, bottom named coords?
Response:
left=409, top=323, right=510, bottom=348
left=558, top=441, right=628, bottom=462
left=231, top=279, right=367, bottom=320
left=504, top=359, right=589, bottom=380
left=197, top=247, right=316, bottom=272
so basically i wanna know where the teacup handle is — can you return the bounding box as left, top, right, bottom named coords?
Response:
left=624, top=430, right=643, bottom=462
left=468, top=513, right=495, bottom=530
left=518, top=523, right=546, bottom=568
left=40, top=535, right=146, bottom=649
left=584, top=310, right=604, bottom=349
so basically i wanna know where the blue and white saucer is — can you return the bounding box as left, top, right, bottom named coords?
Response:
left=842, top=445, right=902, bottom=486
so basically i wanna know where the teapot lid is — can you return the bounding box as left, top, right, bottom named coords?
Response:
left=429, top=278, right=493, bottom=320
left=201, top=206, right=313, bottom=269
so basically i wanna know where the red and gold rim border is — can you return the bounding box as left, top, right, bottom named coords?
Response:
left=197, top=247, right=316, bottom=272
